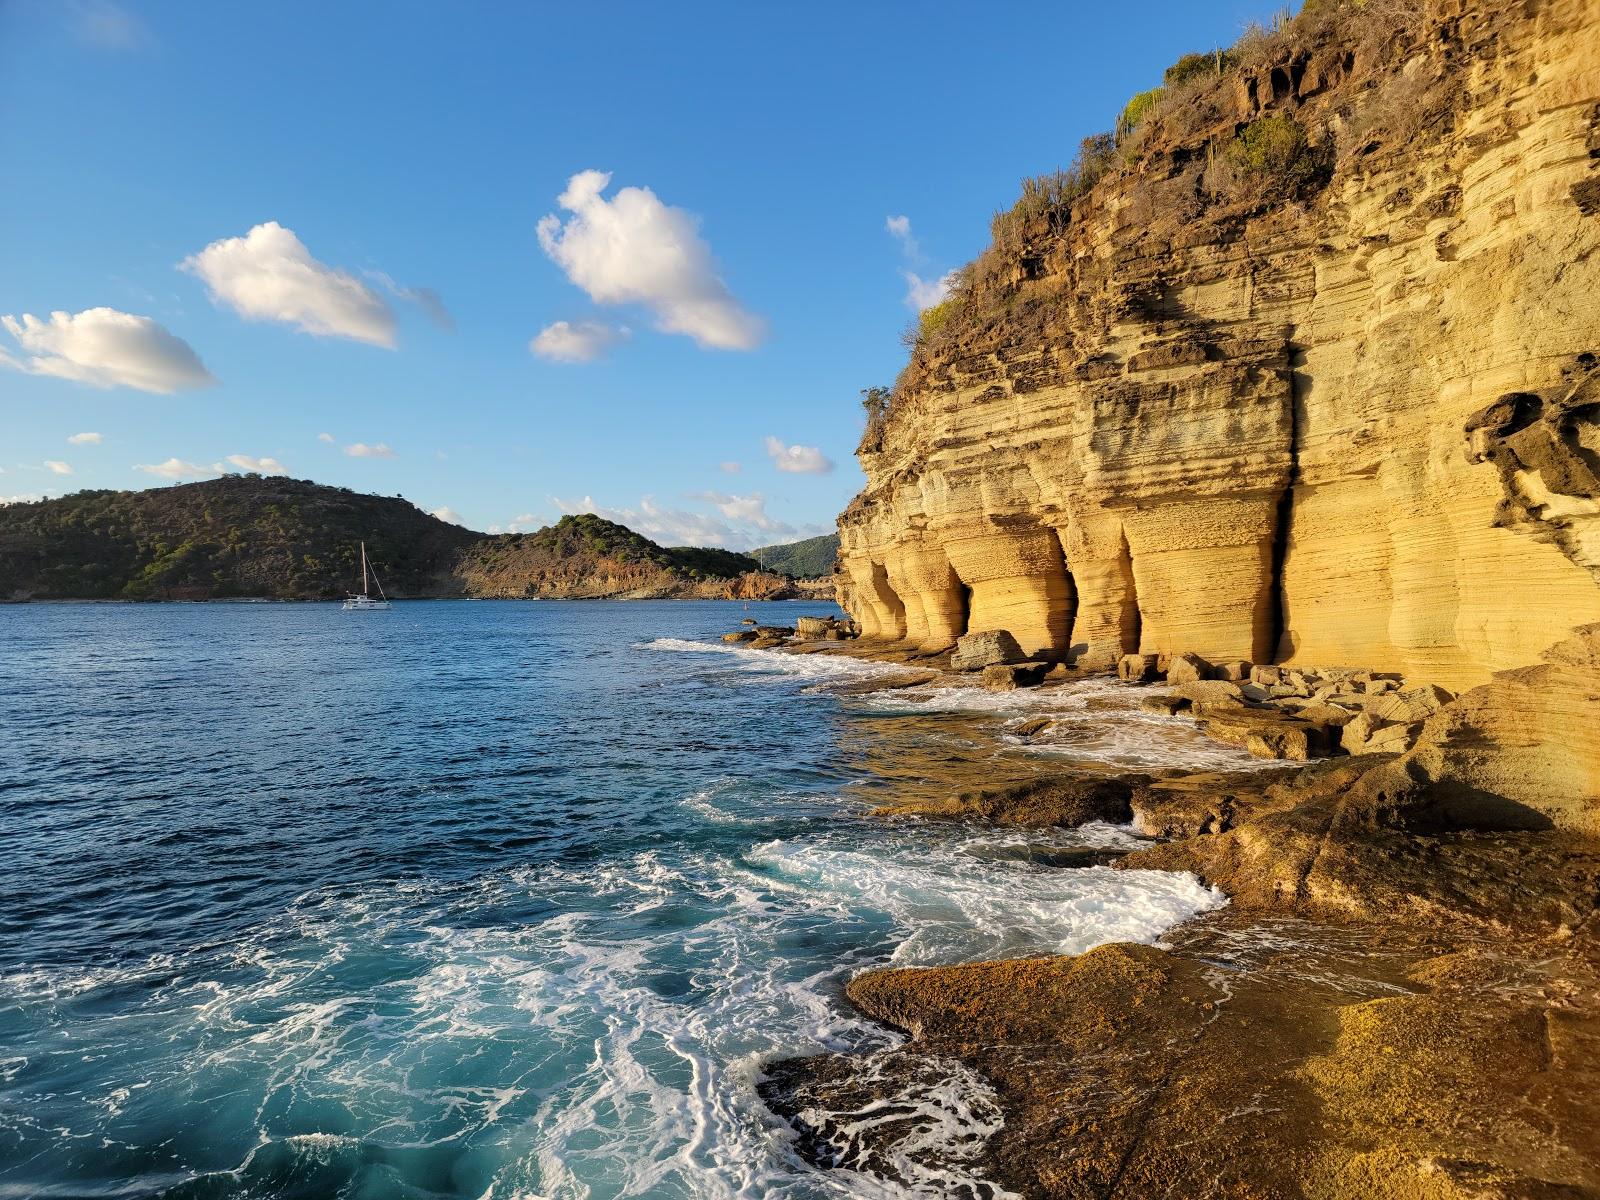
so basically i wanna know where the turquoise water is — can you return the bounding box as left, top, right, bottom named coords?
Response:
left=0, top=600, right=1223, bottom=1199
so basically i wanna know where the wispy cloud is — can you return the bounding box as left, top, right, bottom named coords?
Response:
left=67, top=432, right=102, bottom=445
left=886, top=214, right=957, bottom=311
left=719, top=461, right=742, bottom=474
left=222, top=454, right=288, bottom=476
left=44, top=461, right=73, bottom=476
left=1, top=308, right=215, bottom=394
left=429, top=506, right=464, bottom=525
left=317, top=432, right=335, bottom=443
left=344, top=442, right=394, bottom=458
left=182, top=222, right=397, bottom=347
left=70, top=1, right=153, bottom=52
left=538, top=170, right=764, bottom=351
left=135, top=458, right=217, bottom=480
left=764, top=436, right=834, bottom=475
left=368, top=271, right=455, bottom=332
left=530, top=320, right=629, bottom=363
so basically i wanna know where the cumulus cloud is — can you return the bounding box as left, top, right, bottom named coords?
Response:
left=530, top=320, right=629, bottom=363
left=317, top=432, right=335, bottom=443
left=496, top=512, right=543, bottom=534
left=44, top=461, right=73, bottom=476
left=429, top=506, right=464, bottom=525
left=720, top=461, right=741, bottom=474
left=67, top=432, right=102, bottom=445
left=344, top=442, right=395, bottom=458
left=553, top=491, right=826, bottom=551
left=537, top=170, right=764, bottom=351
left=1, top=493, right=49, bottom=506
left=222, top=454, right=288, bottom=476
left=0, top=308, right=215, bottom=393
left=135, top=458, right=218, bottom=480
left=764, top=436, right=834, bottom=475
left=688, top=490, right=783, bottom=530
left=181, top=222, right=397, bottom=347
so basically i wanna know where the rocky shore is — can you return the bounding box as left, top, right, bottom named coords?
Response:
left=733, top=623, right=1600, bottom=1198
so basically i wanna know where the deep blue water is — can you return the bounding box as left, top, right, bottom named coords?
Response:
left=0, top=600, right=1223, bottom=1199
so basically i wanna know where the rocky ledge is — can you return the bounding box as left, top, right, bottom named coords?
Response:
left=738, top=625, right=1600, bottom=1197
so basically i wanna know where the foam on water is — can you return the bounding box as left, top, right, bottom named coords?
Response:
left=3, top=603, right=1233, bottom=1199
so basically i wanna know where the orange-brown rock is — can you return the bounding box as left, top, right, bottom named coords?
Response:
left=835, top=0, right=1600, bottom=695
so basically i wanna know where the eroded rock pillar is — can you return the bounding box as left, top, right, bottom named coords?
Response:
left=943, top=525, right=1073, bottom=659
left=1123, top=496, right=1279, bottom=663
left=1059, top=514, right=1139, bottom=670
left=887, top=540, right=967, bottom=650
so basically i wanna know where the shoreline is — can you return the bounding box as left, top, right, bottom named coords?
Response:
left=749, top=633, right=1600, bottom=1198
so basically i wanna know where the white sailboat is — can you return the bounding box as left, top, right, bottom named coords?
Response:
left=342, top=542, right=391, bottom=610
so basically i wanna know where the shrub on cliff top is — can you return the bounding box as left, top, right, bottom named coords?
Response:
left=1229, top=114, right=1322, bottom=192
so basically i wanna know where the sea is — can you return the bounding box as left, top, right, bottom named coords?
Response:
left=0, top=599, right=1258, bottom=1200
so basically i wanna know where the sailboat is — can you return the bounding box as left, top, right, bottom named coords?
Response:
left=342, top=542, right=392, bottom=610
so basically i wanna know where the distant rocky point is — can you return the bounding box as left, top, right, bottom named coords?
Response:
left=0, top=475, right=832, bottom=601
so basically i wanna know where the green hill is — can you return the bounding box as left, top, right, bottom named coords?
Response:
left=750, top=533, right=839, bottom=579
left=0, top=478, right=766, bottom=600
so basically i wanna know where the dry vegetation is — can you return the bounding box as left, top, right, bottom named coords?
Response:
left=861, top=0, right=1441, bottom=438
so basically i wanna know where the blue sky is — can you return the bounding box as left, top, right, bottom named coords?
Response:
left=1, top=0, right=1285, bottom=548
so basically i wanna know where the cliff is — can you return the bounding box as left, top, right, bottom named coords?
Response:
left=836, top=0, right=1600, bottom=699
left=0, top=478, right=786, bottom=601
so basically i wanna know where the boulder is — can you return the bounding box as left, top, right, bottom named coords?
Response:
left=1251, top=664, right=1283, bottom=686
left=1167, top=680, right=1246, bottom=707
left=1166, top=653, right=1212, bottom=685
left=1211, top=660, right=1252, bottom=682
left=796, top=615, right=846, bottom=639
left=723, top=630, right=759, bottom=643
left=981, top=661, right=1050, bottom=691
left=1014, top=717, right=1055, bottom=737
left=1141, top=695, right=1190, bottom=716
left=754, top=625, right=796, bottom=639
left=1118, top=653, right=1161, bottom=684
left=1366, top=683, right=1455, bottom=724
left=951, top=629, right=1026, bottom=672
left=749, top=636, right=786, bottom=649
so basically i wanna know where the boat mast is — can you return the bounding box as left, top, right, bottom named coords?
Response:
left=361, top=541, right=370, bottom=595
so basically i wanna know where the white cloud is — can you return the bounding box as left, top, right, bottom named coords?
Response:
left=429, top=506, right=464, bottom=525
left=764, top=436, right=834, bottom=475
left=530, top=320, right=629, bottom=363
left=44, top=460, right=73, bottom=476
left=886, top=214, right=919, bottom=257
left=71, top=1, right=153, bottom=51
left=688, top=490, right=782, bottom=530
left=1, top=493, right=48, bottom=505
left=719, top=460, right=741, bottom=474
left=503, top=512, right=543, bottom=533
left=67, top=431, right=102, bottom=445
left=317, top=432, right=335, bottom=443
left=537, top=170, right=764, bottom=351
left=344, top=442, right=395, bottom=458
left=902, top=269, right=957, bottom=311
left=0, top=308, right=215, bottom=394
left=181, top=222, right=397, bottom=347
left=135, top=458, right=218, bottom=480
left=221, top=454, right=288, bottom=476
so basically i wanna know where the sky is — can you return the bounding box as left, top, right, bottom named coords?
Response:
left=0, top=0, right=1287, bottom=548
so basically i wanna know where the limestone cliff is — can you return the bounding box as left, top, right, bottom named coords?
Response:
left=837, top=0, right=1600, bottom=697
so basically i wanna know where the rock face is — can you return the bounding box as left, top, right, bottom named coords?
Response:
left=835, top=0, right=1600, bottom=694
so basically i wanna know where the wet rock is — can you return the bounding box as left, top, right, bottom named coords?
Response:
left=722, top=629, right=758, bottom=643
left=1013, top=717, right=1055, bottom=737
left=874, top=771, right=1144, bottom=827
left=1198, top=706, right=1336, bottom=760
left=796, top=615, right=850, bottom=640
left=980, top=661, right=1049, bottom=691
left=1141, top=695, right=1189, bottom=716
left=1166, top=680, right=1246, bottom=707
left=950, top=629, right=1026, bottom=672
left=754, top=624, right=796, bottom=639
left=1118, top=653, right=1161, bottom=684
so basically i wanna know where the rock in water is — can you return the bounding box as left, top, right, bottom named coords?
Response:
left=950, top=629, right=1025, bottom=672
left=980, top=662, right=1049, bottom=691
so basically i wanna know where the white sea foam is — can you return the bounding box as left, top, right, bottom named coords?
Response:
left=643, top=638, right=923, bottom=685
